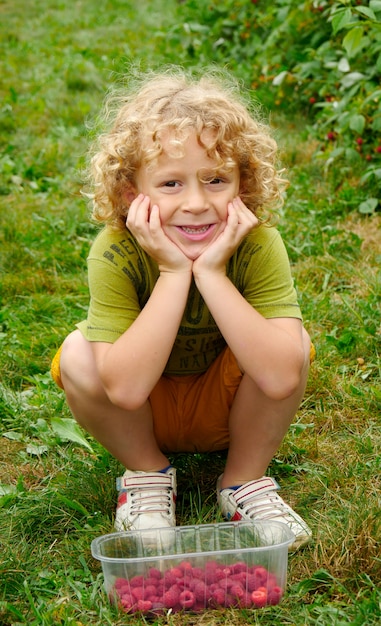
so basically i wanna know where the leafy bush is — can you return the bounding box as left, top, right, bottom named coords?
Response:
left=162, top=0, right=381, bottom=212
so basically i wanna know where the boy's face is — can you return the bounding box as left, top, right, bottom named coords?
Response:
left=135, top=130, right=240, bottom=260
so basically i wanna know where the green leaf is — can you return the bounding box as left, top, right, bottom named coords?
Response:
left=371, top=116, right=381, bottom=131
left=26, top=443, right=49, bottom=455
left=370, top=0, right=381, bottom=11
left=345, top=147, right=362, bottom=163
left=349, top=114, right=366, bottom=134
left=377, top=52, right=381, bottom=73
left=331, top=8, right=352, bottom=34
left=354, top=6, right=377, bottom=20
left=51, top=417, right=94, bottom=452
left=0, top=484, right=17, bottom=496
left=343, top=26, right=364, bottom=58
left=55, top=492, right=90, bottom=516
left=2, top=431, right=23, bottom=441
left=363, top=89, right=381, bottom=106
left=340, top=71, right=365, bottom=89
left=361, top=168, right=381, bottom=183
left=359, top=198, right=379, bottom=214
left=272, top=70, right=288, bottom=86
left=338, top=57, right=350, bottom=73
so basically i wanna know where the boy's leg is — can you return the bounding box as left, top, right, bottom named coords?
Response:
left=218, top=328, right=312, bottom=549
left=60, top=330, right=169, bottom=472
left=221, top=327, right=310, bottom=487
left=59, top=330, right=175, bottom=533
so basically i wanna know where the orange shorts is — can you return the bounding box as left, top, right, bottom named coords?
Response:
left=150, top=347, right=242, bottom=454
left=51, top=344, right=242, bottom=454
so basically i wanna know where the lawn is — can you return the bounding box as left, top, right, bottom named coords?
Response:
left=0, top=0, right=380, bottom=624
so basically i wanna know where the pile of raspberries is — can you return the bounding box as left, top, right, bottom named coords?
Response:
left=111, top=560, right=283, bottom=614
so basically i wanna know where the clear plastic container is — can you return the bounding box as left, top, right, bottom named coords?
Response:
left=91, top=520, right=294, bottom=614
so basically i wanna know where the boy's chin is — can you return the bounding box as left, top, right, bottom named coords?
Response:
left=180, top=246, right=205, bottom=261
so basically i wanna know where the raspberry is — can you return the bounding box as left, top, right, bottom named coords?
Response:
left=120, top=596, right=134, bottom=612
left=179, top=589, right=195, bottom=608
left=137, top=599, right=152, bottom=613
left=214, top=567, right=227, bottom=581
left=266, top=573, right=278, bottom=590
left=230, top=583, right=245, bottom=600
left=148, top=567, right=162, bottom=579
left=238, top=591, right=253, bottom=608
left=231, top=571, right=247, bottom=585
left=224, top=593, right=237, bottom=608
left=176, top=578, right=187, bottom=591
left=218, top=578, right=232, bottom=592
left=250, top=566, right=268, bottom=587
left=163, top=570, right=179, bottom=586
left=210, top=587, right=225, bottom=607
left=230, top=561, right=248, bottom=574
left=130, top=575, right=145, bottom=588
left=170, top=566, right=183, bottom=578
left=144, top=576, right=159, bottom=587
left=251, top=587, right=268, bottom=608
left=144, top=584, right=157, bottom=598
left=193, top=580, right=207, bottom=601
left=148, top=594, right=160, bottom=603
left=163, top=584, right=180, bottom=608
left=190, top=566, right=204, bottom=579
left=179, top=560, right=193, bottom=572
left=267, top=585, right=283, bottom=605
left=246, top=573, right=259, bottom=592
left=114, top=577, right=129, bottom=590
left=131, top=587, right=144, bottom=601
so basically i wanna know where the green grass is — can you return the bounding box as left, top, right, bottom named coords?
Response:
left=1, top=0, right=380, bottom=624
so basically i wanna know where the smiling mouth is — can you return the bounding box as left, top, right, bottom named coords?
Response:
left=180, top=225, right=210, bottom=234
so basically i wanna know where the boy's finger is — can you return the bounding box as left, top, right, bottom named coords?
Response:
left=126, top=193, right=145, bottom=224
left=148, top=204, right=161, bottom=231
left=133, top=195, right=151, bottom=229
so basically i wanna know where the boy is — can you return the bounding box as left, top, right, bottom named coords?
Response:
left=51, top=67, right=312, bottom=550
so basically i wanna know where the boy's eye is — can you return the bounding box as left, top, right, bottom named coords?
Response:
left=209, top=177, right=224, bottom=184
left=164, top=181, right=180, bottom=187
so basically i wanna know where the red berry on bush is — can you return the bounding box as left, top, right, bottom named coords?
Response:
left=356, top=137, right=363, bottom=145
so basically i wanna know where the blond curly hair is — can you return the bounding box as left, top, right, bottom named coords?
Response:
left=86, top=67, right=288, bottom=229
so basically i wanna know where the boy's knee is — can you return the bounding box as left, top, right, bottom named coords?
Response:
left=60, top=331, right=101, bottom=395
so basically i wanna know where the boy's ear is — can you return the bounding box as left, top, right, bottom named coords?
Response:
left=123, top=182, right=138, bottom=206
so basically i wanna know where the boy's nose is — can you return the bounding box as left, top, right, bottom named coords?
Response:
left=182, top=184, right=209, bottom=213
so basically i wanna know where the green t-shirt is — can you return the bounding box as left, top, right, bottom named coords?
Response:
left=76, top=225, right=302, bottom=375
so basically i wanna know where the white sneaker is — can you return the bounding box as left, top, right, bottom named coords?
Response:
left=217, top=475, right=312, bottom=550
left=115, top=466, right=176, bottom=533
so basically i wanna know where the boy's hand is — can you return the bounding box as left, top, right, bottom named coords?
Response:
left=126, top=194, right=192, bottom=274
left=192, top=197, right=258, bottom=277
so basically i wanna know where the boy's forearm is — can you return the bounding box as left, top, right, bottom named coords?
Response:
left=194, top=272, right=305, bottom=400
left=98, top=271, right=192, bottom=409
